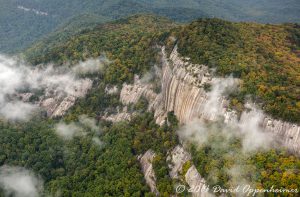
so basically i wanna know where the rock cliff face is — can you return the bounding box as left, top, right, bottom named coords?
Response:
left=40, top=78, right=93, bottom=117
left=263, top=118, right=300, bottom=154
left=101, top=106, right=132, bottom=122
left=18, top=78, right=93, bottom=117
left=158, top=46, right=300, bottom=154
left=140, top=147, right=212, bottom=196
left=154, top=46, right=235, bottom=125
left=119, top=45, right=300, bottom=154
left=168, top=146, right=211, bottom=197
left=138, top=150, right=159, bottom=196
left=167, top=145, right=191, bottom=179
left=185, top=166, right=212, bottom=197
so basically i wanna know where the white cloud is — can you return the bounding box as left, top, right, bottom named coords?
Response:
left=55, top=115, right=102, bottom=142
left=203, top=77, right=238, bottom=117
left=92, top=137, right=104, bottom=147
left=177, top=76, right=275, bottom=152
left=0, top=101, right=37, bottom=121
left=238, top=105, right=274, bottom=152
left=72, top=56, right=108, bottom=75
left=55, top=122, right=84, bottom=140
left=78, top=115, right=100, bottom=133
left=0, top=54, right=106, bottom=121
left=0, top=166, right=43, bottom=197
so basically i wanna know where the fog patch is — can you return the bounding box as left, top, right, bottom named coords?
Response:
left=92, top=137, right=104, bottom=147
left=0, top=166, right=43, bottom=197
left=55, top=115, right=103, bottom=145
left=140, top=65, right=162, bottom=84
left=177, top=76, right=277, bottom=191
left=72, top=55, right=109, bottom=74
left=55, top=122, right=84, bottom=140
left=0, top=54, right=107, bottom=121
left=177, top=120, right=210, bottom=147
left=226, top=165, right=254, bottom=196
left=178, top=75, right=274, bottom=152
left=238, top=104, right=274, bottom=152
left=78, top=115, right=100, bottom=133
left=203, top=77, right=238, bottom=116
left=0, top=101, right=37, bottom=121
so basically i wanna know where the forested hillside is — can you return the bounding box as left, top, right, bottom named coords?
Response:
left=25, top=15, right=177, bottom=85
left=172, top=19, right=300, bottom=123
left=1, top=0, right=299, bottom=53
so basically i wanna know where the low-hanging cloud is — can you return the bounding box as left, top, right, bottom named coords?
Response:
left=0, top=166, right=43, bottom=197
left=0, top=101, right=37, bottom=121
left=237, top=104, right=274, bottom=152
left=55, top=115, right=103, bottom=146
left=203, top=77, right=238, bottom=117
left=72, top=55, right=109, bottom=75
left=55, top=122, right=84, bottom=140
left=0, top=54, right=107, bottom=121
left=178, top=75, right=274, bottom=153
left=177, top=75, right=277, bottom=191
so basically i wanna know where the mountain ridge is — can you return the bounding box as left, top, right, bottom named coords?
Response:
left=1, top=0, right=299, bottom=53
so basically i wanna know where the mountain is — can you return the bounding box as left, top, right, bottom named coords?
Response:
left=25, top=16, right=300, bottom=123
left=0, top=0, right=299, bottom=53
left=0, top=14, right=300, bottom=197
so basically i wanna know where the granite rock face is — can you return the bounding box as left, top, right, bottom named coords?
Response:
left=17, top=78, right=93, bottom=118
left=39, top=78, right=93, bottom=117
left=140, top=147, right=212, bottom=196
left=101, top=106, right=132, bottom=122
left=168, top=146, right=212, bottom=197
left=185, top=165, right=212, bottom=197
left=167, top=145, right=191, bottom=179
left=263, top=118, right=300, bottom=154
left=118, top=45, right=300, bottom=154
left=139, top=150, right=159, bottom=196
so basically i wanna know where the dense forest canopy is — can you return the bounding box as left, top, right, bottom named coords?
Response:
left=0, top=0, right=299, bottom=53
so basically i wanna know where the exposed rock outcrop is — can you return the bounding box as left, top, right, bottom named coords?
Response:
left=168, top=146, right=211, bottom=197
left=185, top=165, right=211, bottom=197
left=101, top=106, right=132, bottom=122
left=105, top=85, right=118, bottom=95
left=17, top=93, right=34, bottom=102
left=39, top=78, right=92, bottom=117
left=120, top=75, right=159, bottom=106
left=263, top=118, right=300, bottom=154
left=18, top=78, right=93, bottom=118
left=167, top=145, right=191, bottom=179
left=139, top=150, right=159, bottom=196
left=119, top=45, right=300, bottom=154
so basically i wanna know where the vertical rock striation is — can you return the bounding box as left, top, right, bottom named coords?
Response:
left=139, top=150, right=159, bottom=196
left=119, top=45, right=300, bottom=154
left=263, top=118, right=300, bottom=154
